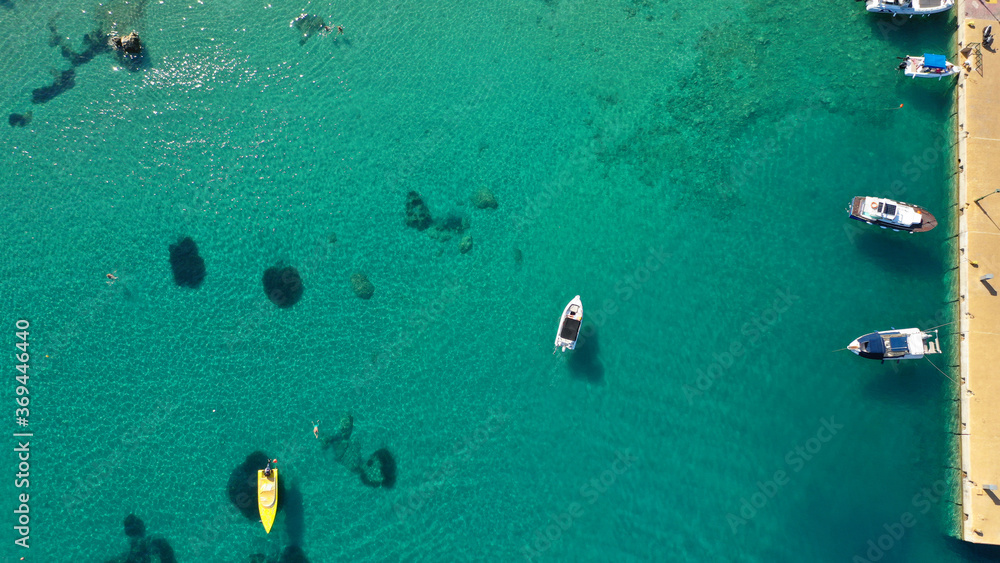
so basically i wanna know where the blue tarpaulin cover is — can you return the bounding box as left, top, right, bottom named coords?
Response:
left=923, top=54, right=947, bottom=69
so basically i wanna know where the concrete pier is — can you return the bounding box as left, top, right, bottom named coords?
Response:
left=957, top=0, right=1000, bottom=545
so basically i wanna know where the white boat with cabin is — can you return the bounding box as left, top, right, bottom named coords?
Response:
left=847, top=196, right=937, bottom=233
left=554, top=296, right=583, bottom=352
left=865, top=0, right=953, bottom=16
left=847, top=328, right=940, bottom=362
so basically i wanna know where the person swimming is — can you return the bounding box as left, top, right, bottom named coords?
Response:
left=312, top=420, right=320, bottom=439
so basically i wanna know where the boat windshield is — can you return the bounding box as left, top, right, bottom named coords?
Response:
left=560, top=318, right=582, bottom=340
left=882, top=203, right=897, bottom=216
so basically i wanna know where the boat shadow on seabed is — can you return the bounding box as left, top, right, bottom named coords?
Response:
left=567, top=324, right=605, bottom=384
left=851, top=230, right=945, bottom=278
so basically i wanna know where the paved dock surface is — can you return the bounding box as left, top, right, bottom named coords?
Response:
left=958, top=0, right=1000, bottom=545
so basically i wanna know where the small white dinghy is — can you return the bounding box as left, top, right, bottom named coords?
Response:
left=554, top=296, right=583, bottom=352
left=865, top=0, right=954, bottom=16
left=899, top=54, right=960, bottom=79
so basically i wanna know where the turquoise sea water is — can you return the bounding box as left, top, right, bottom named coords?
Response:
left=1, top=0, right=992, bottom=561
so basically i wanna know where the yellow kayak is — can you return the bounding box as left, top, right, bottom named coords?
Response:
left=257, top=467, right=278, bottom=533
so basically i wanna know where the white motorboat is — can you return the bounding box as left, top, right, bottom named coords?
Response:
left=865, top=0, right=953, bottom=16
left=554, top=296, right=583, bottom=352
left=847, top=196, right=938, bottom=233
left=847, top=328, right=940, bottom=362
left=899, top=54, right=960, bottom=79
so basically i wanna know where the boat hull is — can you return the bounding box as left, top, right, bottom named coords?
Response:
left=866, top=0, right=953, bottom=15
left=257, top=468, right=278, bottom=534
left=848, top=196, right=937, bottom=233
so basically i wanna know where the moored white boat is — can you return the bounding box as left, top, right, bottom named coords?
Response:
left=899, top=54, right=959, bottom=79
left=865, top=0, right=953, bottom=16
left=847, top=196, right=937, bottom=233
left=847, top=328, right=940, bottom=362
left=554, top=296, right=583, bottom=352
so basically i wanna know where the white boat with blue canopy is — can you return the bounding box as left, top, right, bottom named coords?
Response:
left=900, top=54, right=959, bottom=79
left=865, top=0, right=953, bottom=16
left=847, top=328, right=940, bottom=362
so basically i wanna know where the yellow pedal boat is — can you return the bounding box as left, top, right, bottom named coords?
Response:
left=257, top=466, right=278, bottom=533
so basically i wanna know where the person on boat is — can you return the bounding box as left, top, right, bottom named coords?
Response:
left=263, top=461, right=273, bottom=477
left=312, top=420, right=320, bottom=439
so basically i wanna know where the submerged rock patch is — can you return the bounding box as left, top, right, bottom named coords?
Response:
left=350, top=273, right=374, bottom=299
left=405, top=191, right=433, bottom=230
left=263, top=265, right=303, bottom=308
left=8, top=112, right=31, bottom=127
left=168, top=237, right=206, bottom=288
left=471, top=187, right=498, bottom=209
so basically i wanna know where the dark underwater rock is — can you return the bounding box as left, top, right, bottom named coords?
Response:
left=359, top=448, right=397, bottom=489
left=263, top=265, right=303, bottom=308
left=405, top=191, right=433, bottom=230
left=333, top=412, right=353, bottom=442
left=123, top=514, right=146, bottom=538
left=31, top=69, right=75, bottom=104
left=435, top=209, right=469, bottom=234
left=279, top=545, right=310, bottom=563
left=168, top=237, right=206, bottom=288
left=350, top=273, right=374, bottom=299
left=337, top=440, right=363, bottom=472
left=513, top=247, right=523, bottom=265
left=471, top=187, right=498, bottom=209
left=148, top=538, right=177, bottom=563
left=459, top=235, right=473, bottom=254
left=8, top=112, right=31, bottom=127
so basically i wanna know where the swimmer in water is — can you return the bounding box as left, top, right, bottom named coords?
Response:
left=312, top=420, right=320, bottom=439
left=106, top=272, right=119, bottom=285
left=337, top=25, right=344, bottom=34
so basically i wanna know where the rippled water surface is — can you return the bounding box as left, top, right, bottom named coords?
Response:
left=1, top=0, right=988, bottom=561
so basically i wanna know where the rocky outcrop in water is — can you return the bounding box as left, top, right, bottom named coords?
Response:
left=405, top=191, right=433, bottom=230
left=263, top=265, right=303, bottom=308
left=168, top=237, right=206, bottom=288
left=350, top=273, right=374, bottom=299
left=459, top=235, right=473, bottom=254
left=471, top=187, right=498, bottom=209
left=111, top=31, right=142, bottom=54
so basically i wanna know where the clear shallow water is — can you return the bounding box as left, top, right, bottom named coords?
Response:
left=0, top=0, right=992, bottom=561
